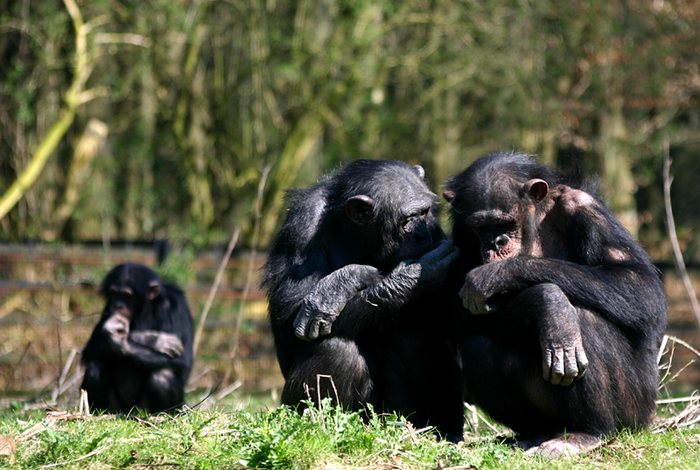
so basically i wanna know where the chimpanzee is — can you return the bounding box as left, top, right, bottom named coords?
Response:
left=444, top=152, right=667, bottom=456
left=263, top=159, right=464, bottom=440
left=81, top=263, right=194, bottom=414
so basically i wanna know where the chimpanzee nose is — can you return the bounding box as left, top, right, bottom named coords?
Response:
left=494, top=234, right=510, bottom=248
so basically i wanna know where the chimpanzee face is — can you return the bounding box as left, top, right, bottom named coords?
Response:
left=100, top=264, right=162, bottom=319
left=395, top=198, right=442, bottom=261
left=465, top=209, right=523, bottom=263
left=446, top=167, right=550, bottom=264
left=343, top=163, right=443, bottom=268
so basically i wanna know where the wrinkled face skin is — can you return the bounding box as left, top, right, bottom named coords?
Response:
left=344, top=163, right=444, bottom=268
left=452, top=177, right=549, bottom=264
left=466, top=208, right=523, bottom=263
left=382, top=165, right=444, bottom=263
left=394, top=196, right=443, bottom=261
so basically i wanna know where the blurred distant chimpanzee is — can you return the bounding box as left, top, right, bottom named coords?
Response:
left=81, top=263, right=194, bottom=414
left=263, top=160, right=464, bottom=440
left=444, top=152, right=666, bottom=456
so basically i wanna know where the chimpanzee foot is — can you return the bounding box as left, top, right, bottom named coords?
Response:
left=522, top=432, right=601, bottom=458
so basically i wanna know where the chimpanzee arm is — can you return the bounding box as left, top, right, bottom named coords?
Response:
left=129, top=330, right=185, bottom=358
left=293, top=264, right=382, bottom=340
left=117, top=336, right=189, bottom=370
left=330, top=239, right=459, bottom=336
left=100, top=313, right=190, bottom=371
left=269, top=240, right=458, bottom=343
left=461, top=257, right=664, bottom=335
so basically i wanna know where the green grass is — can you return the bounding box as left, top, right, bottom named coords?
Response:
left=0, top=402, right=698, bottom=469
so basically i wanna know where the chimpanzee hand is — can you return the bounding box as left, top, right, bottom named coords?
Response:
left=294, top=265, right=381, bottom=341
left=130, top=331, right=185, bottom=358
left=395, top=239, right=459, bottom=295
left=103, top=313, right=130, bottom=345
left=460, top=260, right=523, bottom=315
left=293, top=241, right=458, bottom=341
left=539, top=303, right=589, bottom=386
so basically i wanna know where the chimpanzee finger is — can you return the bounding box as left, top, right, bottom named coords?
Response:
left=170, top=339, right=184, bottom=356
left=576, top=347, right=589, bottom=379
left=542, top=347, right=553, bottom=381
left=319, top=320, right=332, bottom=337
left=307, top=318, right=321, bottom=341
left=294, top=313, right=311, bottom=341
left=419, top=239, right=454, bottom=264
left=467, top=291, right=489, bottom=315
left=159, top=336, right=184, bottom=357
left=550, top=348, right=565, bottom=385
left=561, top=346, right=579, bottom=386
left=436, top=245, right=460, bottom=268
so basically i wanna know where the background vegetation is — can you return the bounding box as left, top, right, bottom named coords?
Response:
left=1, top=0, right=699, bottom=258
left=1, top=2, right=699, bottom=467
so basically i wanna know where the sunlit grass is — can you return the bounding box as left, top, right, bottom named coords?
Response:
left=0, top=402, right=698, bottom=469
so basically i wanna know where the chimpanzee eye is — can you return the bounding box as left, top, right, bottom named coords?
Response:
left=402, top=216, right=416, bottom=229
left=403, top=207, right=429, bottom=229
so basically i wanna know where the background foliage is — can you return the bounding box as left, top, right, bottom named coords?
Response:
left=1, top=0, right=699, bottom=257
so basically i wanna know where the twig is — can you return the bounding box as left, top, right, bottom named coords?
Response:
left=316, top=374, right=340, bottom=406
left=657, top=334, right=669, bottom=365
left=465, top=401, right=500, bottom=434
left=662, top=138, right=700, bottom=326
left=657, top=397, right=699, bottom=404
left=228, top=165, right=271, bottom=372
left=213, top=379, right=243, bottom=401
left=51, top=348, right=79, bottom=402
left=192, top=227, right=241, bottom=356
left=79, top=389, right=90, bottom=416
left=665, top=334, right=700, bottom=357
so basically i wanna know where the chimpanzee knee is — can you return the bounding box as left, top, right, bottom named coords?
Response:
left=141, top=369, right=183, bottom=413
left=447, top=151, right=666, bottom=446
left=281, top=337, right=373, bottom=410
left=82, top=361, right=111, bottom=410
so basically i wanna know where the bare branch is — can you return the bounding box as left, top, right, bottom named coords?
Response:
left=193, top=227, right=241, bottom=356
left=662, top=137, right=700, bottom=327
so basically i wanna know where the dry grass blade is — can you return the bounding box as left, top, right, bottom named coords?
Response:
left=654, top=392, right=700, bottom=432
left=38, top=445, right=108, bottom=468
left=654, top=334, right=700, bottom=431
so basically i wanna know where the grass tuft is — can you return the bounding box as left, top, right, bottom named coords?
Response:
left=0, top=402, right=697, bottom=469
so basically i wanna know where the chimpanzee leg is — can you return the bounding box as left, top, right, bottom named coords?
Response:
left=281, top=337, right=374, bottom=411
left=384, top=328, right=464, bottom=441
left=81, top=361, right=112, bottom=411
left=463, top=283, right=641, bottom=447
left=140, top=368, right=184, bottom=413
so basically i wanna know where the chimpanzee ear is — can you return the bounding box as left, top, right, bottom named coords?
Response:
left=148, top=279, right=161, bottom=300
left=413, top=165, right=425, bottom=179
left=525, top=178, right=549, bottom=202
left=442, top=190, right=456, bottom=203
left=345, top=195, right=375, bottom=226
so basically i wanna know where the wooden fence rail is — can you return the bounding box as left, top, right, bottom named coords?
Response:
left=0, top=244, right=279, bottom=401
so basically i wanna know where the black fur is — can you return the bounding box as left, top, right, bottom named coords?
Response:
left=445, top=151, right=667, bottom=441
left=263, top=159, right=464, bottom=439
